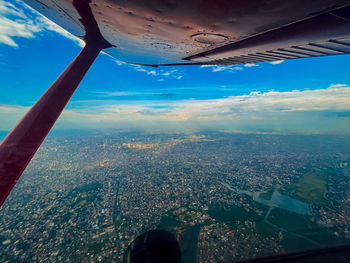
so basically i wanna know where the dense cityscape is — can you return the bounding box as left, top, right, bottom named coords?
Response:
left=0, top=130, right=349, bottom=262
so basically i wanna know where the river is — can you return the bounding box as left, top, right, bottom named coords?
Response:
left=221, top=183, right=310, bottom=215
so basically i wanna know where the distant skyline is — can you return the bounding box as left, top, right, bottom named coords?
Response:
left=0, top=0, right=350, bottom=134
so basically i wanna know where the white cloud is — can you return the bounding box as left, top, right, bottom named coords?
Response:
left=76, top=84, right=350, bottom=132
left=244, top=63, right=258, bottom=68
left=160, top=69, right=183, bottom=80
left=200, top=63, right=259, bottom=71
left=89, top=84, right=350, bottom=120
left=147, top=70, right=157, bottom=76
left=115, top=60, right=124, bottom=66
left=0, top=0, right=83, bottom=47
left=133, top=65, right=159, bottom=76
left=0, top=1, right=25, bottom=18
left=130, top=66, right=184, bottom=80
left=70, top=84, right=350, bottom=119
left=134, top=66, right=148, bottom=73
left=201, top=65, right=256, bottom=73
left=1, top=84, right=349, bottom=133
left=211, top=65, right=243, bottom=72
left=102, top=84, right=350, bottom=120
left=329, top=84, right=347, bottom=88
left=211, top=66, right=227, bottom=72
left=270, top=60, right=285, bottom=65
left=173, top=84, right=350, bottom=116
left=0, top=15, right=40, bottom=47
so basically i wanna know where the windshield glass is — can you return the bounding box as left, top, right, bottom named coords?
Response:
left=0, top=0, right=350, bottom=262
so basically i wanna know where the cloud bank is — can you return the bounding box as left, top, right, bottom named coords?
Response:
left=1, top=84, right=349, bottom=134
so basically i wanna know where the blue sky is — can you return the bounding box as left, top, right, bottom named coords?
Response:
left=1, top=0, right=350, bottom=134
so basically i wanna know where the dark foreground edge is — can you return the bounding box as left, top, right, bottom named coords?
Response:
left=236, top=243, right=350, bottom=263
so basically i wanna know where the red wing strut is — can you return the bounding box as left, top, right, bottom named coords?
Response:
left=0, top=0, right=111, bottom=207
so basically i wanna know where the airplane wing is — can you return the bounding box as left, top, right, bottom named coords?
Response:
left=22, top=0, right=350, bottom=66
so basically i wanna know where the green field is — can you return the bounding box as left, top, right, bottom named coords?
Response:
left=290, top=171, right=329, bottom=205
left=208, top=203, right=260, bottom=222
left=208, top=203, right=277, bottom=235
left=269, top=208, right=345, bottom=249
left=158, top=212, right=182, bottom=234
